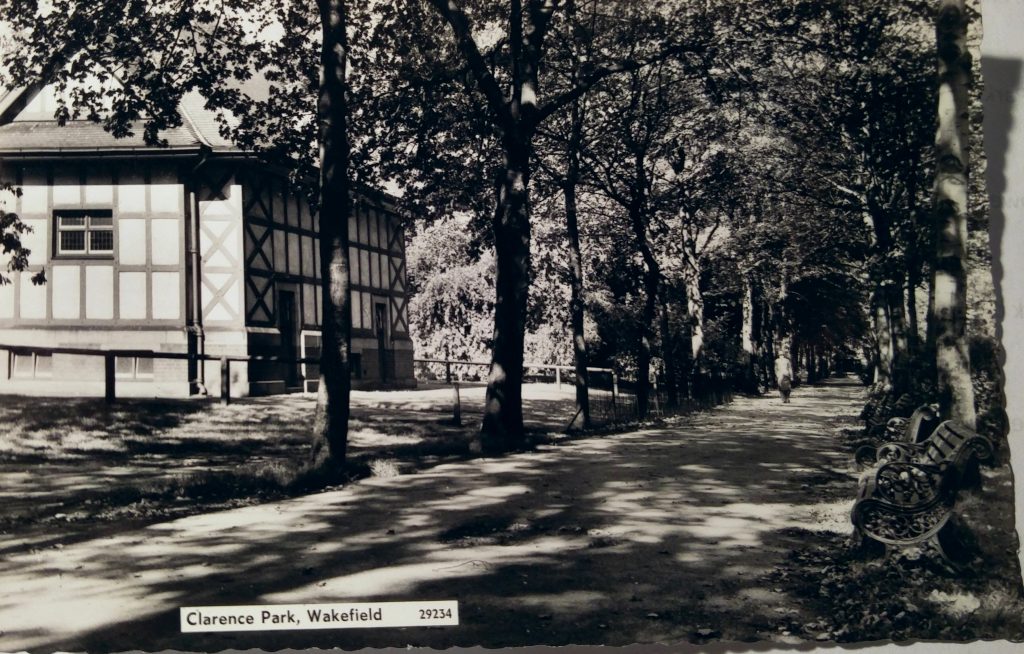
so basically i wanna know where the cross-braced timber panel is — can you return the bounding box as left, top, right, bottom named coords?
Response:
left=197, top=171, right=244, bottom=325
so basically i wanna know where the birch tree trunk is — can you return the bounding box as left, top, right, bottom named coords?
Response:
left=930, top=0, right=976, bottom=426
left=311, top=0, right=353, bottom=471
left=872, top=288, right=894, bottom=390
left=682, top=248, right=704, bottom=365
left=740, top=276, right=759, bottom=393
left=885, top=281, right=911, bottom=390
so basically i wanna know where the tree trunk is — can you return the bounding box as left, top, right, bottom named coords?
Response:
left=872, top=288, right=894, bottom=390
left=311, top=0, right=353, bottom=472
left=740, top=276, right=759, bottom=393
left=637, top=267, right=658, bottom=419
left=564, top=99, right=591, bottom=429
left=907, top=266, right=920, bottom=352
left=885, top=281, right=911, bottom=392
left=658, top=285, right=680, bottom=409
left=759, top=300, right=774, bottom=390
left=682, top=249, right=704, bottom=365
left=629, top=201, right=659, bottom=419
left=479, top=135, right=533, bottom=452
left=930, top=0, right=976, bottom=426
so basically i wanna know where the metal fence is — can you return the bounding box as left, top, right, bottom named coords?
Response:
left=414, top=358, right=735, bottom=430
left=0, top=344, right=735, bottom=431
left=0, top=343, right=316, bottom=405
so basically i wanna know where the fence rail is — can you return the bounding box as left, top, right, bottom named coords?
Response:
left=413, top=356, right=615, bottom=388
left=0, top=343, right=319, bottom=406
left=1, top=344, right=733, bottom=429
left=0, top=344, right=619, bottom=411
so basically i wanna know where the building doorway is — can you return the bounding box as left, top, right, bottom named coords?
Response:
left=374, top=301, right=389, bottom=382
left=279, top=290, right=299, bottom=388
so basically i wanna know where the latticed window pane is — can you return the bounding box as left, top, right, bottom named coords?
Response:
left=59, top=215, right=86, bottom=227
left=90, top=230, right=114, bottom=252
left=60, top=230, right=86, bottom=252
left=56, top=210, right=114, bottom=256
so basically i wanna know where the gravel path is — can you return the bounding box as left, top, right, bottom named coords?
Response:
left=0, top=378, right=865, bottom=652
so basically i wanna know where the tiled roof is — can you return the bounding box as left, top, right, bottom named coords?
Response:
left=0, top=119, right=203, bottom=152
left=179, top=91, right=237, bottom=150
left=0, top=87, right=241, bottom=154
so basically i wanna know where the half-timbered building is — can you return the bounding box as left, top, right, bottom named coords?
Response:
left=0, top=84, right=414, bottom=396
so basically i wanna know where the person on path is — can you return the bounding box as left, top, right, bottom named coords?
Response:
left=775, top=354, right=793, bottom=403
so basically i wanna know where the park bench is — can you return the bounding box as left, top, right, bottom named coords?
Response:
left=853, top=404, right=940, bottom=467
left=862, top=391, right=919, bottom=438
left=851, top=420, right=994, bottom=562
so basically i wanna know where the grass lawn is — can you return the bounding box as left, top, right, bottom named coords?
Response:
left=0, top=383, right=581, bottom=552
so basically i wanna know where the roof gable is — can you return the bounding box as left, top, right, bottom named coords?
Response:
left=0, top=84, right=237, bottom=155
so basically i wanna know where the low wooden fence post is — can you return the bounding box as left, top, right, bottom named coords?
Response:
left=452, top=381, right=462, bottom=426
left=220, top=356, right=230, bottom=405
left=611, top=371, right=619, bottom=422
left=104, top=353, right=116, bottom=404
left=555, top=366, right=562, bottom=389
left=445, top=359, right=452, bottom=384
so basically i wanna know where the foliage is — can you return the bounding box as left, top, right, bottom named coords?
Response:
left=408, top=214, right=496, bottom=375
left=0, top=182, right=44, bottom=285
left=407, top=210, right=571, bottom=377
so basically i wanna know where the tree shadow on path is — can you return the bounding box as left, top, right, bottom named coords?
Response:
left=0, top=378, right=867, bottom=652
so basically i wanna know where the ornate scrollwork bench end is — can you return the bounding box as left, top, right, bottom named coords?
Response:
left=850, top=421, right=994, bottom=566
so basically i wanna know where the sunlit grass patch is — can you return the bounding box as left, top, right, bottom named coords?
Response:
left=368, top=458, right=402, bottom=478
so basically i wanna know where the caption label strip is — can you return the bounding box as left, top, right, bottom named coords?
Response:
left=181, top=601, right=459, bottom=632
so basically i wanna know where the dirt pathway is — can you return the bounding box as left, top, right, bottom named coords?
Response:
left=0, top=378, right=865, bottom=652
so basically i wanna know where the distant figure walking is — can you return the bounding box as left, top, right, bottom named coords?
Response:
left=775, top=354, right=793, bottom=403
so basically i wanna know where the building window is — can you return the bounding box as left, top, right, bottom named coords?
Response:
left=10, top=352, right=52, bottom=379
left=55, top=209, right=114, bottom=256
left=115, top=356, right=154, bottom=379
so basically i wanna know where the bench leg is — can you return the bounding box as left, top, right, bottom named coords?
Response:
left=850, top=527, right=886, bottom=560
left=927, top=533, right=965, bottom=573
left=931, top=516, right=978, bottom=572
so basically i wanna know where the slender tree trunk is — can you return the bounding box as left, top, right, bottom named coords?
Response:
left=872, top=288, right=894, bottom=390
left=907, top=267, right=920, bottom=351
left=906, top=170, right=922, bottom=353
left=564, top=98, right=591, bottom=429
left=682, top=248, right=704, bottom=365
left=759, top=300, right=774, bottom=390
left=931, top=0, right=976, bottom=426
left=311, top=0, right=353, bottom=471
left=658, top=285, right=680, bottom=408
left=637, top=267, right=658, bottom=418
left=740, top=276, right=758, bottom=393
left=885, top=281, right=910, bottom=392
left=628, top=198, right=659, bottom=418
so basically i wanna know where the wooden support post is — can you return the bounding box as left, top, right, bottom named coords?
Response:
left=445, top=359, right=452, bottom=384
left=611, top=371, right=619, bottom=422
left=220, top=356, right=230, bottom=405
left=452, top=381, right=462, bottom=426
left=104, top=353, right=116, bottom=405
left=555, top=366, right=562, bottom=389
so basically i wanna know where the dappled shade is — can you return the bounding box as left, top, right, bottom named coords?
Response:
left=1, top=379, right=874, bottom=651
